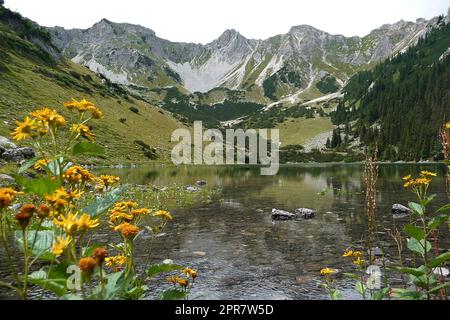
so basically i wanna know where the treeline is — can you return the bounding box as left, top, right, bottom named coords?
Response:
left=331, top=19, right=450, bottom=161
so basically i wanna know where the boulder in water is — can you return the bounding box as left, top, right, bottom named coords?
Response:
left=295, top=208, right=316, bottom=219
left=392, top=204, right=410, bottom=215
left=272, top=209, right=297, bottom=220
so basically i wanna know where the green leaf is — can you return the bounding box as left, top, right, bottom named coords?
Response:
left=14, top=175, right=61, bottom=197
left=436, top=203, right=450, bottom=213
left=372, top=287, right=390, bottom=300
left=398, top=266, right=426, bottom=277
left=18, top=157, right=38, bottom=174
left=330, top=289, right=342, bottom=300
left=428, top=214, right=450, bottom=230
left=72, top=141, right=105, bottom=156
left=429, top=252, right=450, bottom=268
left=355, top=281, right=366, bottom=296
left=157, top=288, right=188, bottom=300
left=29, top=270, right=67, bottom=297
left=428, top=282, right=450, bottom=294
left=408, top=202, right=424, bottom=216
left=404, top=224, right=425, bottom=240
left=104, top=271, right=125, bottom=300
left=82, top=187, right=123, bottom=218
left=421, top=194, right=436, bottom=207
left=407, top=238, right=431, bottom=255
left=391, top=288, right=425, bottom=300
left=147, top=264, right=183, bottom=278
left=15, top=230, right=54, bottom=260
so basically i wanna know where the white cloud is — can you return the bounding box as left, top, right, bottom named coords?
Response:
left=4, top=0, right=449, bottom=43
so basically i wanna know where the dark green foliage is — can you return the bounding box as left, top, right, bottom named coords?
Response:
left=243, top=105, right=315, bottom=129
left=263, top=66, right=302, bottom=101
left=134, top=140, right=157, bottom=160
left=153, top=87, right=265, bottom=127
left=332, top=22, right=450, bottom=161
left=316, top=75, right=339, bottom=94
left=163, top=66, right=182, bottom=83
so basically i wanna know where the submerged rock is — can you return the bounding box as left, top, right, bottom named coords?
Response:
left=272, top=209, right=297, bottom=220
left=392, top=204, right=410, bottom=215
left=2, top=147, right=35, bottom=161
left=295, top=208, right=316, bottom=219
left=272, top=208, right=317, bottom=220
left=185, top=185, right=200, bottom=193
left=196, top=180, right=207, bottom=186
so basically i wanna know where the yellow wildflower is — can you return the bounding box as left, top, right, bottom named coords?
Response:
left=33, top=159, right=49, bottom=171
left=30, top=108, right=66, bottom=127
left=45, top=187, right=70, bottom=210
left=402, top=175, right=412, bottom=181
left=105, top=255, right=127, bottom=271
left=64, top=99, right=103, bottom=118
left=112, top=201, right=138, bottom=211
left=52, top=236, right=72, bottom=257
left=131, top=208, right=151, bottom=216
left=182, top=268, right=198, bottom=279
left=77, top=213, right=99, bottom=231
left=96, top=175, right=120, bottom=191
left=153, top=210, right=173, bottom=221
left=320, top=268, right=336, bottom=276
left=0, top=188, right=22, bottom=209
left=54, top=212, right=79, bottom=234
left=352, top=251, right=363, bottom=257
left=63, top=165, right=95, bottom=184
left=446, top=122, right=450, bottom=129
left=11, top=117, right=38, bottom=141
left=420, top=171, right=437, bottom=177
left=109, top=209, right=133, bottom=223
left=343, top=250, right=354, bottom=257
left=353, top=257, right=366, bottom=267
left=70, top=124, right=95, bottom=141
left=114, top=222, right=139, bottom=239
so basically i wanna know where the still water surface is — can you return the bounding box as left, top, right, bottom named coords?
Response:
left=1, top=163, right=448, bottom=299
left=97, top=163, right=449, bottom=300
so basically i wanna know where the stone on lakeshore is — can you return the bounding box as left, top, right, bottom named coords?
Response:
left=185, top=185, right=200, bottom=193
left=295, top=208, right=316, bottom=219
left=392, top=204, right=410, bottom=215
left=196, top=180, right=207, bottom=186
left=272, top=209, right=297, bottom=220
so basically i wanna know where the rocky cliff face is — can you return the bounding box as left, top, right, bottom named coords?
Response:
left=48, top=10, right=447, bottom=102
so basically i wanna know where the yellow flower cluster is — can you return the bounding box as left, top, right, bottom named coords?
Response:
left=45, top=187, right=82, bottom=212
left=53, top=212, right=99, bottom=234
left=343, top=250, right=366, bottom=267
left=52, top=236, right=72, bottom=257
left=70, top=124, right=95, bottom=141
left=63, top=165, right=95, bottom=184
left=153, top=210, right=173, bottom=221
left=105, top=255, right=127, bottom=272
left=402, top=171, right=436, bottom=188
left=0, top=188, right=22, bottom=209
left=11, top=100, right=102, bottom=142
left=64, top=99, right=103, bottom=119
left=96, top=175, right=120, bottom=191
left=167, top=275, right=189, bottom=287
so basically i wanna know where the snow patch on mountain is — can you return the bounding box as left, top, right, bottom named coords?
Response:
left=84, top=59, right=131, bottom=85
left=167, top=55, right=240, bottom=93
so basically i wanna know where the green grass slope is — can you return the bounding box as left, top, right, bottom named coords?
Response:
left=0, top=6, right=185, bottom=164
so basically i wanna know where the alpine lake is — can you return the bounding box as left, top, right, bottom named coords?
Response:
left=1, top=163, right=448, bottom=300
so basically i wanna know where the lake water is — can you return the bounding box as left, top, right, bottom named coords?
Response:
left=1, top=163, right=448, bottom=300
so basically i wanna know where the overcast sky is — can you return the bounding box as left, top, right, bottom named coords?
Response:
left=4, top=0, right=450, bottom=43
